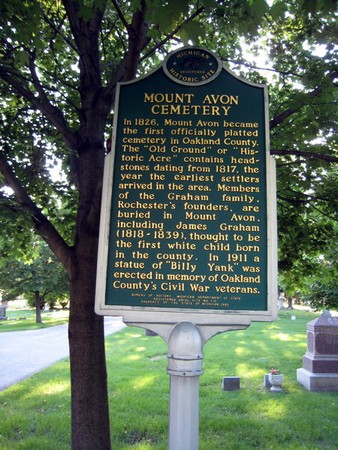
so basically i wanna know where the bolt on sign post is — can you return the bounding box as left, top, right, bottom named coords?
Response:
left=95, top=47, right=278, bottom=449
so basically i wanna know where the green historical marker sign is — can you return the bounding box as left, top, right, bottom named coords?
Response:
left=95, top=47, right=277, bottom=324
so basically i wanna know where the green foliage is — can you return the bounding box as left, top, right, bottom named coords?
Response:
left=257, top=1, right=338, bottom=297
left=304, top=280, right=338, bottom=311
left=179, top=21, right=205, bottom=46
left=148, top=0, right=190, bottom=33
left=0, top=239, right=69, bottom=308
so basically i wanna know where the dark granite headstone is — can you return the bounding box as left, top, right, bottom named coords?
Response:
left=0, top=306, right=7, bottom=320
left=263, top=374, right=271, bottom=389
left=297, top=311, right=338, bottom=391
left=222, top=377, right=240, bottom=391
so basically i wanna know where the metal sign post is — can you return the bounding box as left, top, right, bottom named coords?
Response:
left=167, top=322, right=203, bottom=450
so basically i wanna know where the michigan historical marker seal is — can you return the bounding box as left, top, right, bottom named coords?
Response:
left=164, top=47, right=222, bottom=85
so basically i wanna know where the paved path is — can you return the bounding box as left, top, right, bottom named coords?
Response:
left=0, top=317, right=125, bottom=391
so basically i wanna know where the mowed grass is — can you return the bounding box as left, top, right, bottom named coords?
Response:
left=0, top=309, right=337, bottom=449
left=0, top=308, right=69, bottom=332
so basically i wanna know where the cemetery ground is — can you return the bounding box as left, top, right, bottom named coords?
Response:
left=0, top=301, right=69, bottom=331
left=0, top=309, right=337, bottom=449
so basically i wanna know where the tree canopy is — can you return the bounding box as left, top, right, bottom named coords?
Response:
left=1, top=1, right=336, bottom=290
left=0, top=239, right=69, bottom=321
left=0, top=1, right=337, bottom=448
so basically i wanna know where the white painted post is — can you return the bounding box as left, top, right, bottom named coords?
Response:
left=167, top=322, right=204, bottom=450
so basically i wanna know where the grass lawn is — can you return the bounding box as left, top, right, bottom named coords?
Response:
left=0, top=309, right=337, bottom=449
left=0, top=307, right=69, bottom=332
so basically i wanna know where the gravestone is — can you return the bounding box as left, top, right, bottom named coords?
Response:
left=297, top=310, right=338, bottom=391
left=222, top=376, right=240, bottom=391
left=263, top=374, right=272, bottom=389
left=0, top=306, right=7, bottom=320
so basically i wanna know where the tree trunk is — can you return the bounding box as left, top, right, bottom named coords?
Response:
left=68, top=151, right=111, bottom=450
left=69, top=248, right=111, bottom=449
left=287, top=296, right=294, bottom=309
left=34, top=291, right=42, bottom=323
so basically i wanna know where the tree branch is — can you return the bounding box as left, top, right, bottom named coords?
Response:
left=224, top=58, right=299, bottom=78
left=0, top=152, right=73, bottom=273
left=41, top=9, right=79, bottom=55
left=271, top=148, right=338, bottom=163
left=110, top=0, right=130, bottom=31
left=123, top=0, right=150, bottom=80
left=103, top=1, right=205, bottom=101
left=0, top=64, right=78, bottom=150
left=309, top=203, right=338, bottom=222
left=140, top=5, right=205, bottom=62
left=277, top=194, right=309, bottom=205
left=270, top=70, right=337, bottom=129
left=62, top=0, right=104, bottom=92
left=102, top=0, right=150, bottom=100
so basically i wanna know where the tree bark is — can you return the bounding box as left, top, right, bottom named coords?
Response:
left=287, top=296, right=294, bottom=309
left=69, top=232, right=111, bottom=450
left=67, top=125, right=110, bottom=448
left=34, top=291, right=42, bottom=324
left=69, top=255, right=111, bottom=450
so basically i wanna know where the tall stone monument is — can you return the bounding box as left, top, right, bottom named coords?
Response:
left=297, top=310, right=338, bottom=391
